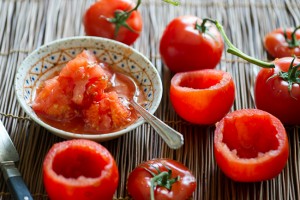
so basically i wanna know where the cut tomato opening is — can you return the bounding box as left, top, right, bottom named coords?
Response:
left=178, top=71, right=222, bottom=90
left=222, top=114, right=279, bottom=159
left=52, top=147, right=105, bottom=179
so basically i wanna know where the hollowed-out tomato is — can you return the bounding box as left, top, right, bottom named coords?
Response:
left=159, top=16, right=224, bottom=73
left=170, top=69, right=235, bottom=125
left=214, top=109, right=289, bottom=182
left=43, top=139, right=119, bottom=200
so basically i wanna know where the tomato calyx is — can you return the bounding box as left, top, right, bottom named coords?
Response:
left=195, top=19, right=208, bottom=33
left=284, top=26, right=300, bottom=48
left=162, top=0, right=181, bottom=6
left=143, top=164, right=180, bottom=200
left=104, top=0, right=141, bottom=38
left=194, top=19, right=217, bottom=41
left=267, top=56, right=300, bottom=98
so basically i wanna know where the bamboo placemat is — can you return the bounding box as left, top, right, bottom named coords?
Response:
left=0, top=0, right=299, bottom=199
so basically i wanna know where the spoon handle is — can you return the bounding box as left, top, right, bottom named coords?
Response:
left=131, top=101, right=184, bottom=149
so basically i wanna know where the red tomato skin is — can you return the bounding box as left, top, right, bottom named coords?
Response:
left=255, top=57, right=300, bottom=125
left=43, top=139, right=119, bottom=200
left=83, top=0, right=142, bottom=45
left=159, top=16, right=224, bottom=73
left=127, top=159, right=196, bottom=200
left=170, top=69, right=235, bottom=125
left=264, top=28, right=300, bottom=58
left=214, top=109, right=289, bottom=182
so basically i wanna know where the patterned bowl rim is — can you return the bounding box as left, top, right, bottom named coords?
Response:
left=14, top=36, right=163, bottom=141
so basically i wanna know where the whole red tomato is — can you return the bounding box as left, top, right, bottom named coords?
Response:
left=264, top=27, right=300, bottom=58
left=255, top=57, right=300, bottom=125
left=170, top=69, right=235, bottom=125
left=127, top=159, right=196, bottom=200
left=83, top=0, right=142, bottom=45
left=159, top=16, right=224, bottom=73
left=43, top=139, right=119, bottom=200
left=214, top=109, right=289, bottom=182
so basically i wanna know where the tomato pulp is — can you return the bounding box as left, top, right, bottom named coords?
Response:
left=214, top=109, right=289, bottom=182
left=170, top=69, right=235, bottom=125
left=127, top=159, right=196, bottom=200
left=43, top=139, right=119, bottom=200
left=83, top=0, right=142, bottom=45
left=32, top=50, right=144, bottom=134
left=159, top=16, right=224, bottom=73
left=255, top=57, right=300, bottom=125
left=264, top=27, right=300, bottom=58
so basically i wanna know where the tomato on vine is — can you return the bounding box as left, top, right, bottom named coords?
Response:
left=264, top=27, right=300, bottom=58
left=205, top=18, right=300, bottom=125
left=127, top=159, right=196, bottom=200
left=159, top=16, right=224, bottom=73
left=83, top=0, right=142, bottom=45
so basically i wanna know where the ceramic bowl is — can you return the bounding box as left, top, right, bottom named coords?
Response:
left=15, top=36, right=163, bottom=141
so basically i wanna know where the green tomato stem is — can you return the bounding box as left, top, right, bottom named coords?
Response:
left=291, top=26, right=300, bottom=46
left=129, top=0, right=141, bottom=14
left=162, top=0, right=181, bottom=6
left=150, top=171, right=169, bottom=200
left=284, top=26, right=300, bottom=48
left=270, top=56, right=300, bottom=98
left=202, top=18, right=275, bottom=68
left=143, top=164, right=180, bottom=200
left=107, top=0, right=141, bottom=38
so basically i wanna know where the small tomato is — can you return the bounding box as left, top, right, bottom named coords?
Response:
left=83, top=0, right=143, bottom=45
left=159, top=16, right=224, bottom=73
left=214, top=109, right=289, bottom=182
left=43, top=139, right=119, bottom=200
left=127, top=159, right=196, bottom=200
left=264, top=27, right=300, bottom=58
left=170, top=69, right=235, bottom=125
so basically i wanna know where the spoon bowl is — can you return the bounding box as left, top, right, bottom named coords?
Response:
left=115, top=72, right=184, bottom=149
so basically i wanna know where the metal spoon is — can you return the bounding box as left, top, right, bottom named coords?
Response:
left=114, top=72, right=184, bottom=149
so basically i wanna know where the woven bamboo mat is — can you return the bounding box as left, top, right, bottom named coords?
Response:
left=0, top=0, right=300, bottom=199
